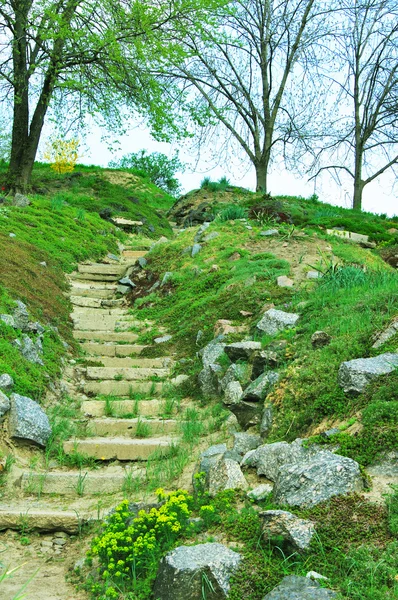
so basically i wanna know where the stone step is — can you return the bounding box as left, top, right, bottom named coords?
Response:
left=94, top=356, right=170, bottom=368
left=20, top=467, right=144, bottom=496
left=70, top=296, right=125, bottom=308
left=85, top=366, right=169, bottom=380
left=82, top=399, right=179, bottom=418
left=122, top=250, right=148, bottom=259
left=0, top=505, right=97, bottom=533
left=68, top=288, right=116, bottom=299
left=78, top=263, right=126, bottom=276
left=63, top=436, right=176, bottom=460
left=72, top=307, right=129, bottom=316
left=86, top=417, right=178, bottom=436
left=80, top=342, right=147, bottom=356
left=69, top=280, right=117, bottom=290
left=82, top=380, right=164, bottom=396
left=73, top=331, right=139, bottom=342
left=71, top=315, right=139, bottom=332
left=70, top=272, right=121, bottom=282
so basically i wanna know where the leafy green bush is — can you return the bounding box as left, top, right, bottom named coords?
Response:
left=86, top=489, right=192, bottom=599
left=109, top=150, right=184, bottom=197
left=216, top=204, right=248, bottom=221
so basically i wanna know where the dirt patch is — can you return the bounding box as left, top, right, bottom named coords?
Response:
left=102, top=171, right=151, bottom=194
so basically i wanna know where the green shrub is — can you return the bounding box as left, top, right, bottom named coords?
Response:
left=216, top=204, right=248, bottom=222
left=200, top=176, right=231, bottom=191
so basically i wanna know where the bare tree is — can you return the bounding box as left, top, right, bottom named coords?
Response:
left=169, top=0, right=329, bottom=192
left=310, top=0, right=398, bottom=210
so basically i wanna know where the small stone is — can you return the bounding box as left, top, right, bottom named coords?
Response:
left=191, top=243, right=202, bottom=257
left=256, top=309, right=300, bottom=336
left=224, top=341, right=262, bottom=362
left=260, top=510, right=316, bottom=553
left=9, top=233, right=16, bottom=238
left=161, top=272, right=173, bottom=286
left=0, top=315, right=16, bottom=328
left=74, top=558, right=85, bottom=571
left=13, top=193, right=31, bottom=207
left=53, top=538, right=66, bottom=546
left=208, top=457, right=248, bottom=496
left=246, top=226, right=253, bottom=230
left=247, top=484, right=273, bottom=502
left=277, top=275, right=294, bottom=288
left=228, top=252, right=241, bottom=261
left=264, top=575, right=336, bottom=599
left=306, top=572, right=329, bottom=581
left=107, top=253, right=119, bottom=262
left=260, top=229, right=279, bottom=236
left=154, top=335, right=172, bottom=344
left=118, top=276, right=135, bottom=287
left=242, top=371, right=279, bottom=402
left=39, top=261, right=47, bottom=266
left=203, top=231, right=220, bottom=242
left=311, top=331, right=331, bottom=349
left=307, top=271, right=322, bottom=280
left=137, top=257, right=147, bottom=268
left=116, top=284, right=130, bottom=294
left=41, top=541, right=53, bottom=548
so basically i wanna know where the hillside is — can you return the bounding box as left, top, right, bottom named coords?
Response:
left=0, top=172, right=397, bottom=600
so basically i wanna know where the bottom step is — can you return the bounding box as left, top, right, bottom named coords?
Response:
left=63, top=437, right=177, bottom=460
left=0, top=506, right=96, bottom=533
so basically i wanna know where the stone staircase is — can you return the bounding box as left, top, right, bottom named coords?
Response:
left=0, top=238, right=184, bottom=533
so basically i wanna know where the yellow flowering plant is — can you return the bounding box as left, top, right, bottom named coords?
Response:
left=43, top=138, right=79, bottom=174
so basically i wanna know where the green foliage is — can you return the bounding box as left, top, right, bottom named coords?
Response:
left=109, top=150, right=184, bottom=197
left=86, top=490, right=192, bottom=599
left=216, top=204, right=248, bottom=221
left=387, top=488, right=398, bottom=538
left=200, top=176, right=231, bottom=191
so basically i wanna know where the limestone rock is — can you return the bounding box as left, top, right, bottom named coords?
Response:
left=198, top=364, right=223, bottom=398
left=224, top=341, right=262, bottom=362
left=241, top=440, right=312, bottom=481
left=12, top=193, right=31, bottom=207
left=200, top=337, right=226, bottom=368
left=12, top=300, right=29, bottom=331
left=242, top=371, right=279, bottom=402
left=161, top=271, right=173, bottom=286
left=0, top=314, right=15, bottom=328
left=232, top=432, right=262, bottom=456
left=0, top=391, right=10, bottom=418
left=263, top=575, right=336, bottom=599
left=118, top=276, right=135, bottom=287
left=0, top=373, right=14, bottom=392
left=13, top=334, right=44, bottom=365
left=256, top=309, right=300, bottom=336
left=277, top=275, right=294, bottom=288
left=260, top=229, right=279, bottom=236
left=260, top=403, right=273, bottom=437
left=307, top=271, right=322, bottom=280
left=247, top=484, right=273, bottom=502
left=260, top=510, right=315, bottom=553
left=203, top=231, right=220, bottom=243
left=273, top=451, right=363, bottom=508
left=229, top=400, right=262, bottom=430
left=153, top=543, right=242, bottom=600
left=191, top=243, right=202, bottom=257
left=220, top=363, right=251, bottom=391
left=9, top=393, right=52, bottom=447
left=338, top=353, right=398, bottom=394
left=311, top=331, right=331, bottom=349
left=372, top=317, right=398, bottom=349
left=196, top=444, right=227, bottom=485
left=208, top=457, right=248, bottom=496
left=137, top=257, right=147, bottom=268
left=154, top=335, right=172, bottom=344
left=223, top=381, right=243, bottom=405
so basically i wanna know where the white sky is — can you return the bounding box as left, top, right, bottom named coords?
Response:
left=76, top=122, right=397, bottom=218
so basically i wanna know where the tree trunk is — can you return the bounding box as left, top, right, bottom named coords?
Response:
left=353, top=147, right=364, bottom=211
left=255, top=161, right=268, bottom=192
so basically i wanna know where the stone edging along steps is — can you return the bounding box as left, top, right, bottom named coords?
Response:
left=0, top=237, right=184, bottom=533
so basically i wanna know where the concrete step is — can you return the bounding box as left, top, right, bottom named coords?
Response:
left=68, top=287, right=116, bottom=299
left=78, top=264, right=126, bottom=276
left=70, top=272, right=121, bottom=282
left=20, top=467, right=144, bottom=496
left=72, top=307, right=129, bottom=316
left=121, top=250, right=147, bottom=259
left=85, top=366, right=169, bottom=380
left=80, top=342, right=147, bottom=356
left=71, top=316, right=136, bottom=331
left=73, top=331, right=139, bottom=342
left=0, top=505, right=97, bottom=533
left=86, top=417, right=178, bottom=436
left=69, top=280, right=117, bottom=290
left=63, top=436, right=176, bottom=460
left=70, top=296, right=125, bottom=308
left=82, top=399, right=179, bottom=418
left=93, top=356, right=170, bottom=368
left=82, top=380, right=164, bottom=396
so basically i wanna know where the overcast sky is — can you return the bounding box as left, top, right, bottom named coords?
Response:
left=67, top=121, right=397, bottom=218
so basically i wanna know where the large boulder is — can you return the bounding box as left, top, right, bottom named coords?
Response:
left=232, top=432, right=262, bottom=456
left=263, top=575, right=336, bottom=599
left=256, top=309, right=300, bottom=336
left=9, top=393, right=52, bottom=447
left=199, top=337, right=226, bottom=368
left=208, top=457, right=248, bottom=496
left=223, top=381, right=243, bottom=406
left=260, top=510, right=315, bottom=553
left=242, top=371, right=279, bottom=402
left=0, top=314, right=16, bottom=328
left=241, top=440, right=312, bottom=481
left=153, top=543, right=242, bottom=600
left=0, top=391, right=10, bottom=418
left=224, top=341, right=262, bottom=362
left=229, top=400, right=262, bottom=430
left=273, top=451, right=363, bottom=508
left=195, top=444, right=227, bottom=488
left=220, top=363, right=251, bottom=391
left=198, top=364, right=223, bottom=399
left=338, top=353, right=398, bottom=394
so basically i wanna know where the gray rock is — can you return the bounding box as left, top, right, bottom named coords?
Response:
left=13, top=335, right=44, bottom=365
left=154, top=335, right=172, bottom=344
left=311, top=331, right=331, bottom=349
left=148, top=281, right=160, bottom=293
left=224, top=341, right=262, bottom=362
left=263, top=575, right=336, bottom=599
left=229, top=400, right=262, bottom=430
left=203, top=231, right=220, bottom=242
left=247, top=484, right=273, bottom=502
left=194, top=222, right=211, bottom=242
left=252, top=350, right=280, bottom=378
left=241, top=440, right=312, bottom=481
left=26, top=321, right=45, bottom=335
left=107, top=253, right=119, bottom=262
left=367, top=450, right=398, bottom=477
left=153, top=543, right=242, bottom=600
left=160, top=272, right=173, bottom=286
left=200, top=337, right=226, bottom=368
left=198, top=364, right=223, bottom=398
left=242, top=371, right=279, bottom=402
left=273, top=451, right=363, bottom=507
left=338, top=353, right=398, bottom=394
left=9, top=393, right=52, bottom=447
left=307, top=271, right=322, bottom=280
left=372, top=317, right=398, bottom=349
left=220, top=363, right=251, bottom=391
left=277, top=276, right=294, bottom=288
left=118, top=276, right=135, bottom=287
left=197, top=444, right=227, bottom=481
left=0, top=391, right=10, bottom=418
left=224, top=449, right=242, bottom=462
left=191, top=243, right=202, bottom=257
left=208, top=457, right=248, bottom=496
left=223, top=381, right=243, bottom=405
left=116, top=284, right=131, bottom=294
left=260, top=229, right=279, bottom=236
left=260, top=510, right=315, bottom=553
left=0, top=314, right=16, bottom=328
left=233, top=432, right=262, bottom=456
left=182, top=245, right=193, bottom=255
left=9, top=233, right=16, bottom=238
left=12, top=301, right=29, bottom=331
left=306, top=572, right=329, bottom=582
left=39, top=261, right=46, bottom=266
left=12, top=193, right=31, bottom=207
left=256, top=309, right=300, bottom=336
left=260, top=403, right=273, bottom=437
left=137, top=256, right=147, bottom=268
left=0, top=374, right=14, bottom=392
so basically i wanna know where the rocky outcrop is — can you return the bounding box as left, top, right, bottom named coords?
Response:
left=263, top=575, right=336, bottom=599
left=198, top=363, right=223, bottom=398
left=273, top=451, right=363, bottom=508
left=153, top=543, right=242, bottom=600
left=9, top=393, right=52, bottom=447
left=13, top=334, right=44, bottom=366
left=223, top=381, right=244, bottom=406
left=260, top=510, right=315, bottom=553
left=247, top=484, right=273, bottom=502
left=232, top=432, right=262, bottom=456
left=338, top=353, right=398, bottom=394
left=195, top=444, right=227, bottom=488
left=256, top=309, right=300, bottom=336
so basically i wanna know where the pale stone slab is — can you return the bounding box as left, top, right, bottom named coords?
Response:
left=86, top=417, right=178, bottom=436
left=82, top=399, right=175, bottom=418
left=85, top=366, right=169, bottom=380
left=63, top=436, right=176, bottom=460
left=73, top=331, right=139, bottom=342
left=80, top=343, right=146, bottom=356
left=0, top=507, right=95, bottom=533
left=82, top=380, right=164, bottom=396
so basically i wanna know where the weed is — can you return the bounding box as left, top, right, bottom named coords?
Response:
left=122, top=469, right=141, bottom=496
left=135, top=419, right=151, bottom=438
left=76, top=471, right=88, bottom=496
left=216, top=204, right=248, bottom=222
